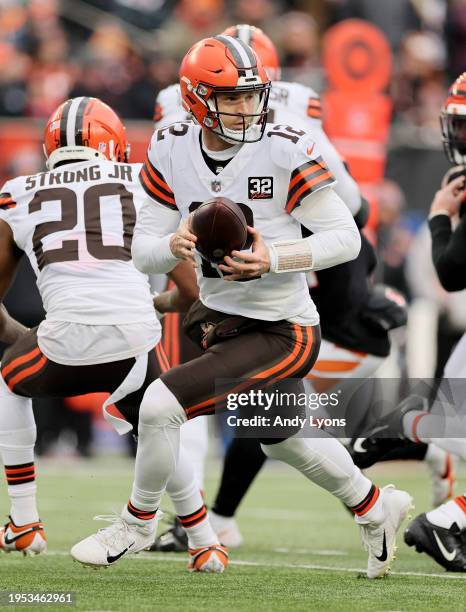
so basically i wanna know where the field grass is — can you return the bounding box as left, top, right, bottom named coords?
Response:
left=1, top=454, right=465, bottom=611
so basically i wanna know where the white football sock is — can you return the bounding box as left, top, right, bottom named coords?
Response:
left=166, top=445, right=217, bottom=548
left=180, top=416, right=208, bottom=491
left=261, top=434, right=375, bottom=510
left=130, top=379, right=186, bottom=517
left=0, top=374, right=38, bottom=525
left=426, top=496, right=466, bottom=530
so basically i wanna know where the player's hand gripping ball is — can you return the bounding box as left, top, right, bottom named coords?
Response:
left=191, top=197, right=248, bottom=263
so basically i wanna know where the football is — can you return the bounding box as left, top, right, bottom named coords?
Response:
left=191, top=197, right=248, bottom=263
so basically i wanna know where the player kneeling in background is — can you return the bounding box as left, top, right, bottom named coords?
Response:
left=74, top=36, right=413, bottom=578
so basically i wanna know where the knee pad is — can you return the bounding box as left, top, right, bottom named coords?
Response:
left=139, top=379, right=186, bottom=428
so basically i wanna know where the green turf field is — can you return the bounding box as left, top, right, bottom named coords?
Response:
left=1, top=455, right=465, bottom=611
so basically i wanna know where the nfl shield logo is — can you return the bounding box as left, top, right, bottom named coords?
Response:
left=211, top=180, right=221, bottom=193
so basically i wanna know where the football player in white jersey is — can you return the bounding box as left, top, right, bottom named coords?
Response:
left=0, top=97, right=227, bottom=572
left=152, top=26, right=369, bottom=528
left=151, top=25, right=451, bottom=552
left=74, top=35, right=413, bottom=579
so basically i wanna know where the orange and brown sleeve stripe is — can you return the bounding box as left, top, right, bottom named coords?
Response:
left=307, top=96, right=322, bottom=120
left=178, top=504, right=208, bottom=529
left=139, top=156, right=177, bottom=210
left=351, top=484, right=380, bottom=516
left=454, top=495, right=466, bottom=514
left=5, top=462, right=35, bottom=485
left=286, top=157, right=334, bottom=213
left=0, top=192, right=16, bottom=210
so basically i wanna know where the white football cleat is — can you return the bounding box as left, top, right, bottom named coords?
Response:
left=71, top=514, right=156, bottom=567
left=356, top=485, right=413, bottom=579
left=209, top=511, right=243, bottom=548
left=0, top=516, right=47, bottom=556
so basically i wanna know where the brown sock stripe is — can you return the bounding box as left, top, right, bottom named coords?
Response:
left=5, top=462, right=34, bottom=470
left=127, top=501, right=157, bottom=520
left=351, top=484, right=380, bottom=516
left=5, top=463, right=35, bottom=485
left=454, top=495, right=466, bottom=514
left=178, top=505, right=207, bottom=528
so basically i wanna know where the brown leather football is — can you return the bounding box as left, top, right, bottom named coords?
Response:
left=191, top=197, right=248, bottom=263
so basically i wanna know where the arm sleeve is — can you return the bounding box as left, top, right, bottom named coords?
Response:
left=428, top=214, right=466, bottom=291
left=291, top=187, right=361, bottom=271
left=132, top=199, right=181, bottom=274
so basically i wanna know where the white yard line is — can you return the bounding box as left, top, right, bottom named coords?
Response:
left=44, top=550, right=466, bottom=580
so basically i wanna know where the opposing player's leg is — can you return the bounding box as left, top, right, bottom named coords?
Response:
left=0, top=374, right=46, bottom=555
left=210, top=437, right=267, bottom=547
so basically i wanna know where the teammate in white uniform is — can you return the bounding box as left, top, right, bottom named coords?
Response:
left=0, top=97, right=225, bottom=572
left=74, top=35, right=412, bottom=579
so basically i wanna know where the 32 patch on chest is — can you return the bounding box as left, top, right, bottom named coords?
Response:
left=248, top=177, right=273, bottom=200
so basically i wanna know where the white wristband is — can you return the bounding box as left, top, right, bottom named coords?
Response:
left=269, top=239, right=313, bottom=273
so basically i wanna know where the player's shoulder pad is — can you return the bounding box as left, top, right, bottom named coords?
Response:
left=148, top=121, right=196, bottom=166
left=274, top=80, right=321, bottom=122
left=267, top=123, right=319, bottom=171
left=156, top=83, right=181, bottom=107
left=154, top=83, right=188, bottom=128
left=274, top=80, right=319, bottom=99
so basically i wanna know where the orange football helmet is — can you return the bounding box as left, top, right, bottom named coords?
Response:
left=222, top=24, right=281, bottom=81
left=44, top=97, right=129, bottom=170
left=441, top=73, right=466, bottom=165
left=179, top=35, right=271, bottom=144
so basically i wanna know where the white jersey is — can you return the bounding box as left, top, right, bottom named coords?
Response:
left=154, top=81, right=361, bottom=215
left=0, top=160, right=160, bottom=364
left=139, top=122, right=338, bottom=324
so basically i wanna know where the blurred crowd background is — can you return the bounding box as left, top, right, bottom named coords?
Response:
left=1, top=0, right=466, bottom=457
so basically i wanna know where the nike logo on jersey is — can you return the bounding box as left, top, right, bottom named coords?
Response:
left=306, top=144, right=315, bottom=157
left=4, top=527, right=40, bottom=545
left=106, top=542, right=134, bottom=564
left=375, top=531, right=388, bottom=562
left=433, top=530, right=456, bottom=561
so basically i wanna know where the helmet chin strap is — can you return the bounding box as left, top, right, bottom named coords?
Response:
left=216, top=122, right=260, bottom=144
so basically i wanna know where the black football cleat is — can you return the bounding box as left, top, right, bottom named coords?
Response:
left=351, top=395, right=428, bottom=461
left=349, top=437, right=417, bottom=469
left=404, top=513, right=466, bottom=572
left=147, top=517, right=188, bottom=553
